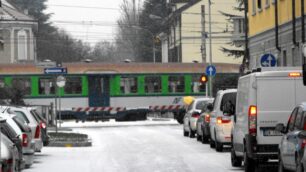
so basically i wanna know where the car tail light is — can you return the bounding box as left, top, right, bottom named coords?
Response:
left=288, top=72, right=302, bottom=77
left=4, top=159, right=13, bottom=172
left=301, top=139, right=306, bottom=149
left=34, top=125, right=40, bottom=139
left=22, top=133, right=28, bottom=147
left=217, top=116, right=231, bottom=124
left=191, top=112, right=200, bottom=118
left=248, top=105, right=257, bottom=136
left=40, top=122, right=46, bottom=129
left=205, top=114, right=210, bottom=123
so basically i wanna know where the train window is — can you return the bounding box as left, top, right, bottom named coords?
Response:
left=64, top=77, right=82, bottom=94
left=191, top=75, right=206, bottom=93
left=12, top=78, right=31, bottom=95
left=145, top=76, right=161, bottom=93
left=168, top=76, right=185, bottom=93
left=120, top=77, right=137, bottom=94
left=39, top=78, right=55, bottom=95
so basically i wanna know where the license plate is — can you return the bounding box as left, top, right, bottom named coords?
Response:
left=263, top=129, right=282, bottom=136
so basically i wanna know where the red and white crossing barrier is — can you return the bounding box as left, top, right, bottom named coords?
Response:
left=73, top=107, right=126, bottom=112
left=149, top=105, right=186, bottom=111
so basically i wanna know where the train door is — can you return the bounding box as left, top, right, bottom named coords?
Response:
left=88, top=76, right=110, bottom=107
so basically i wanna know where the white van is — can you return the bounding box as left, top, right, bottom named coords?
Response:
left=209, top=89, right=237, bottom=152
left=231, top=68, right=306, bottom=172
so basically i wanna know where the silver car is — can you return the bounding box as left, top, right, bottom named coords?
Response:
left=277, top=103, right=306, bottom=172
left=1, top=113, right=35, bottom=168
left=5, top=106, right=43, bottom=153
left=1, top=132, right=18, bottom=172
left=183, top=97, right=214, bottom=138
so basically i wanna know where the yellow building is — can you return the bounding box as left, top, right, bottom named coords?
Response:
left=248, top=0, right=306, bottom=68
left=160, top=0, right=242, bottom=64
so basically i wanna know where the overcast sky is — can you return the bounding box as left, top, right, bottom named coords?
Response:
left=45, top=0, right=125, bottom=46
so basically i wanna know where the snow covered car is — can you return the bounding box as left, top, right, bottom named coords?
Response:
left=1, top=132, right=18, bottom=172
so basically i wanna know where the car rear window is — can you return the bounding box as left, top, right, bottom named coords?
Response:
left=14, top=111, right=30, bottom=124
left=30, top=110, right=40, bottom=123
left=196, top=100, right=209, bottom=110
left=1, top=122, right=18, bottom=140
left=12, top=117, right=28, bottom=132
left=220, top=92, right=237, bottom=111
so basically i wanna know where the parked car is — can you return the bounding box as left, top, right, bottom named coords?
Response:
left=29, top=107, right=50, bottom=146
left=209, top=89, right=237, bottom=152
left=231, top=68, right=306, bottom=172
left=1, top=132, right=18, bottom=172
left=0, top=113, right=35, bottom=168
left=196, top=102, right=214, bottom=143
left=276, top=103, right=306, bottom=172
left=0, top=118, right=23, bottom=171
left=5, top=106, right=44, bottom=153
left=183, top=97, right=214, bottom=138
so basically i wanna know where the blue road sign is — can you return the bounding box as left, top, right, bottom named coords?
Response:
left=44, top=67, right=67, bottom=74
left=206, top=65, right=216, bottom=77
left=260, top=54, right=277, bottom=67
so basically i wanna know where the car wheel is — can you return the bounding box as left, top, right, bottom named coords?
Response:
left=183, top=130, right=189, bottom=137
left=210, top=137, right=215, bottom=148
left=189, top=130, right=195, bottom=138
left=215, top=131, right=223, bottom=152
left=201, top=130, right=209, bottom=144
left=231, top=146, right=242, bottom=167
left=196, top=133, right=201, bottom=141
left=244, top=149, right=256, bottom=172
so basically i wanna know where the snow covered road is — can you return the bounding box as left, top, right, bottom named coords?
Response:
left=24, top=124, right=249, bottom=172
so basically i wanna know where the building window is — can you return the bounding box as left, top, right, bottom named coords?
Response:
left=265, top=0, right=270, bottom=8
left=39, top=78, right=55, bottom=95
left=17, top=30, right=27, bottom=60
left=12, top=78, right=31, bottom=95
left=258, top=0, right=262, bottom=10
left=145, top=76, right=161, bottom=93
left=191, top=75, right=206, bottom=93
left=64, top=77, right=82, bottom=94
left=168, top=76, right=185, bottom=93
left=252, top=0, right=256, bottom=15
left=120, top=77, right=137, bottom=94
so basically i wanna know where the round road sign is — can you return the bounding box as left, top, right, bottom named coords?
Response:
left=56, top=75, right=66, bottom=87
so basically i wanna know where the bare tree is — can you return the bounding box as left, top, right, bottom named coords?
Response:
left=115, top=0, right=142, bottom=62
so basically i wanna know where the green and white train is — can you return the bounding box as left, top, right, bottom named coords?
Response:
left=0, top=63, right=239, bottom=122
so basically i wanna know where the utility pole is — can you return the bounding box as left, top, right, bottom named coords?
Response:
left=201, top=5, right=208, bottom=97
left=201, top=5, right=206, bottom=63
left=208, top=0, right=213, bottom=97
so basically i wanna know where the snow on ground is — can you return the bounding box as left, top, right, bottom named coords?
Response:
left=59, top=117, right=179, bottom=128
left=25, top=125, right=247, bottom=172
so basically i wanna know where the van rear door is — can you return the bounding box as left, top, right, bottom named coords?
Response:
left=256, top=77, right=296, bottom=144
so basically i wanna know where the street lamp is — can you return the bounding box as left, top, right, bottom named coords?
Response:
left=132, top=26, right=156, bottom=63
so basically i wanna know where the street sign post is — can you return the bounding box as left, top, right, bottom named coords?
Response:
left=260, top=54, right=277, bottom=67
left=44, top=67, right=67, bottom=75
left=206, top=65, right=216, bottom=77
left=56, top=75, right=66, bottom=129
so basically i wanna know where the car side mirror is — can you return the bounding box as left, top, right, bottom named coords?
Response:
left=207, top=103, right=213, bottom=112
left=275, top=123, right=286, bottom=134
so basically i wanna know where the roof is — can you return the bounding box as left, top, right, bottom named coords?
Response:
left=163, top=0, right=201, bottom=24
left=0, top=0, right=35, bottom=21
left=0, top=63, right=240, bottom=75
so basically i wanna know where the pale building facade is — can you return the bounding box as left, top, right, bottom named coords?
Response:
left=0, top=0, right=37, bottom=63
left=160, top=0, right=243, bottom=64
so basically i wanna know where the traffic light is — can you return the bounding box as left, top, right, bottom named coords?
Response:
left=200, top=74, right=208, bottom=84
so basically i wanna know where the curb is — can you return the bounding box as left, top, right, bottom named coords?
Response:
left=47, top=140, right=92, bottom=147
